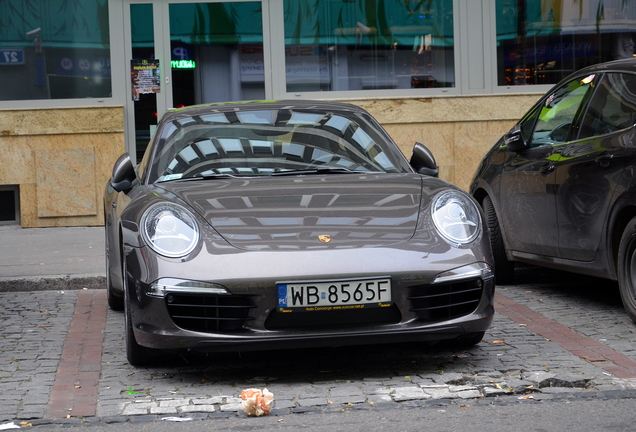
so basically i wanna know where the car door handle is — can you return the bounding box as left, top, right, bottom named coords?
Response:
left=595, top=154, right=614, bottom=168
left=540, top=164, right=555, bottom=175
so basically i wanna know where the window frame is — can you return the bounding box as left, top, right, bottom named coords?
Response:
left=487, top=1, right=553, bottom=95
left=269, top=0, right=463, bottom=100
left=0, top=0, right=126, bottom=109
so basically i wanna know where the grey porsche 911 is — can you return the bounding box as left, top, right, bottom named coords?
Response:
left=104, top=100, right=495, bottom=366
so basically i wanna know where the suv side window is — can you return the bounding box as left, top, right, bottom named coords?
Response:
left=578, top=73, right=636, bottom=140
left=530, top=74, right=595, bottom=147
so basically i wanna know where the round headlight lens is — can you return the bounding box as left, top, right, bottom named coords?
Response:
left=141, top=203, right=199, bottom=257
left=431, top=191, right=480, bottom=246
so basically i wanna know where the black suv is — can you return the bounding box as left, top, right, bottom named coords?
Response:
left=470, top=58, right=636, bottom=322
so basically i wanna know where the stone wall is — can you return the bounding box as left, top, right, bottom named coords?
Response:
left=0, top=106, right=125, bottom=228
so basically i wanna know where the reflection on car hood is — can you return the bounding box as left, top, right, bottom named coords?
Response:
left=158, top=173, right=423, bottom=250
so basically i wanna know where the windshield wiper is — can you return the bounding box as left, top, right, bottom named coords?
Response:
left=158, top=173, right=240, bottom=183
left=270, top=167, right=375, bottom=176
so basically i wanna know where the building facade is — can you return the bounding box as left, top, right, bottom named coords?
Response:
left=1, top=0, right=634, bottom=227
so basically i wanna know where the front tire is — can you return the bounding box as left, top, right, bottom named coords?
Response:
left=123, top=260, right=151, bottom=366
left=105, top=222, right=124, bottom=311
left=617, top=217, right=636, bottom=323
left=482, top=196, right=515, bottom=285
left=106, top=249, right=124, bottom=311
left=454, top=331, right=485, bottom=348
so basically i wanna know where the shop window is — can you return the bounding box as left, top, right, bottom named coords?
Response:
left=168, top=2, right=265, bottom=107
left=0, top=0, right=111, bottom=101
left=496, top=0, right=636, bottom=86
left=282, top=0, right=455, bottom=92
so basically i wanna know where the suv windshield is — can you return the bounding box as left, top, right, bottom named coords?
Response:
left=147, top=107, right=410, bottom=183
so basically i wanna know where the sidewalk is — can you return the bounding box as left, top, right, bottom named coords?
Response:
left=0, top=225, right=105, bottom=292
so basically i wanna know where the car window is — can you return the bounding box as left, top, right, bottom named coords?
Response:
left=578, top=73, right=636, bottom=140
left=530, top=74, right=595, bottom=147
left=147, top=108, right=412, bottom=183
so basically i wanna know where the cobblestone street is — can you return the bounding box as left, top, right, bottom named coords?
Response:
left=2, top=264, right=636, bottom=428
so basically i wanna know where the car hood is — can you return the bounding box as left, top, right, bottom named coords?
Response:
left=156, top=173, right=424, bottom=250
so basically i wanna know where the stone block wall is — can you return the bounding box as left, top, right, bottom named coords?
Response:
left=0, top=106, right=125, bottom=227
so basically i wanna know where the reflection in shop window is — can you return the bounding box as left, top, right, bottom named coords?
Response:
left=0, top=0, right=110, bottom=101
left=283, top=0, right=454, bottom=92
left=497, top=0, right=636, bottom=86
left=169, top=2, right=265, bottom=106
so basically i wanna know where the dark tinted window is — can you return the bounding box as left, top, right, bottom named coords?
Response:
left=530, top=74, right=595, bottom=147
left=579, top=73, right=636, bottom=140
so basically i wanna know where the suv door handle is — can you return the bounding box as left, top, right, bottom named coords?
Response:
left=540, top=164, right=555, bottom=175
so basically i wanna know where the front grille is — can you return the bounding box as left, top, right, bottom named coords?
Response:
left=165, top=293, right=256, bottom=332
left=408, top=278, right=483, bottom=322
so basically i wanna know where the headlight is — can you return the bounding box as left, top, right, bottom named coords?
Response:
left=141, top=202, right=199, bottom=258
left=431, top=191, right=480, bottom=246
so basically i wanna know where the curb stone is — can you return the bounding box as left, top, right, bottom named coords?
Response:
left=5, top=390, right=636, bottom=428
left=0, top=275, right=105, bottom=293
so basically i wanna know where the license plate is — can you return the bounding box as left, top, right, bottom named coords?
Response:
left=277, top=278, right=392, bottom=312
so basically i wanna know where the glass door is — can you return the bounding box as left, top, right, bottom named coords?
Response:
left=124, top=1, right=168, bottom=162
left=123, top=0, right=272, bottom=162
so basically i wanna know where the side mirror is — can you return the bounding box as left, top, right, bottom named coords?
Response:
left=110, top=153, right=136, bottom=192
left=410, top=142, right=439, bottom=177
left=504, top=125, right=527, bottom=153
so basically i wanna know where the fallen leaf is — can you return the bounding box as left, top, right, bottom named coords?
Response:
left=491, top=341, right=505, bottom=344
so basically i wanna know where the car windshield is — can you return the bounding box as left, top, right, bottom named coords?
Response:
left=146, top=107, right=411, bottom=183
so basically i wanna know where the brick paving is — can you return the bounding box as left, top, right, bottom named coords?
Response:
left=495, top=293, right=636, bottom=379
left=46, top=290, right=107, bottom=418
left=2, top=266, right=636, bottom=427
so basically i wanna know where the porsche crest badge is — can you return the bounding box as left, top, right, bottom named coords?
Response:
left=318, top=235, right=331, bottom=243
